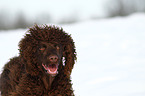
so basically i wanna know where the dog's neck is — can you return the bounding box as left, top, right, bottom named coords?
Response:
left=42, top=74, right=55, bottom=90
left=48, top=75, right=55, bottom=88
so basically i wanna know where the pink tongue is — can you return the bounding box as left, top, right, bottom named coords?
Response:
left=48, top=64, right=57, bottom=72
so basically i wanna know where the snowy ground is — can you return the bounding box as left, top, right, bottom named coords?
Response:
left=0, top=13, right=145, bottom=96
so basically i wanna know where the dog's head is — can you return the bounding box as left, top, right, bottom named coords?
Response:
left=19, top=24, right=76, bottom=77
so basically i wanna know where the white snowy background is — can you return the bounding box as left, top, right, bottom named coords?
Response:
left=0, top=13, right=145, bottom=96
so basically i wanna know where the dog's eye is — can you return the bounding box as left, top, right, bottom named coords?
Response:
left=53, top=44, right=59, bottom=49
left=56, top=46, right=59, bottom=50
left=54, top=45, right=59, bottom=50
left=40, top=47, right=45, bottom=51
left=39, top=45, right=46, bottom=51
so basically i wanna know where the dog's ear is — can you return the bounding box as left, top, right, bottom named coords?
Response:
left=19, top=34, right=40, bottom=76
left=63, top=40, right=77, bottom=77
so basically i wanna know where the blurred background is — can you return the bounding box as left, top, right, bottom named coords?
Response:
left=0, top=0, right=145, bottom=30
left=0, top=0, right=145, bottom=96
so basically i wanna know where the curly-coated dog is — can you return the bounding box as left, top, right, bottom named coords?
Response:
left=0, top=24, right=76, bottom=96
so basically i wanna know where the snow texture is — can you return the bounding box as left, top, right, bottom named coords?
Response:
left=0, top=13, right=145, bottom=96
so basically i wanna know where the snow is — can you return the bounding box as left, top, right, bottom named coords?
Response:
left=0, top=13, right=145, bottom=96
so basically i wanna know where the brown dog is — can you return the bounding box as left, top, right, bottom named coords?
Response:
left=0, top=25, right=76, bottom=96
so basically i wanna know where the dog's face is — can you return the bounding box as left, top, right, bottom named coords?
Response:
left=38, top=42, right=62, bottom=76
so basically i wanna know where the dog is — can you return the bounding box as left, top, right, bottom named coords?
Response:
left=0, top=24, right=77, bottom=96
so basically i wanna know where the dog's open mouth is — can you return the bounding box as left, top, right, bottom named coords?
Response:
left=42, top=63, right=58, bottom=75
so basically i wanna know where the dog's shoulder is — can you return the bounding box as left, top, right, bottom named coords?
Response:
left=0, top=56, right=25, bottom=95
left=3, top=56, right=23, bottom=70
left=1, top=56, right=25, bottom=82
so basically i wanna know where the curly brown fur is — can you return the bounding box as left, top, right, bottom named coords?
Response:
left=0, top=24, right=76, bottom=96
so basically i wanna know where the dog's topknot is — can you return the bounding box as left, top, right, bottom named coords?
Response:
left=29, top=25, right=72, bottom=45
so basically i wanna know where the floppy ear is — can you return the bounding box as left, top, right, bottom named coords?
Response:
left=19, top=35, right=40, bottom=76
left=63, top=42, right=76, bottom=77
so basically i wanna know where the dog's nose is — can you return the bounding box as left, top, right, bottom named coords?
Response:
left=49, top=55, right=58, bottom=62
